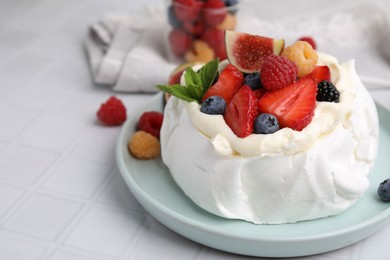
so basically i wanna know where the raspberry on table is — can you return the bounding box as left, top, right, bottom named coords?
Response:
left=281, top=41, right=318, bottom=78
left=97, top=96, right=126, bottom=126
left=137, top=111, right=164, bottom=139
left=260, top=54, right=298, bottom=91
left=128, top=131, right=160, bottom=160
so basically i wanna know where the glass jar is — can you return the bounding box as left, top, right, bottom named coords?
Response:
left=166, top=0, right=239, bottom=63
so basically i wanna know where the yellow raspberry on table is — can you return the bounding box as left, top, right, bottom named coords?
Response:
left=281, top=41, right=318, bottom=78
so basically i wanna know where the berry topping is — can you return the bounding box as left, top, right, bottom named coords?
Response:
left=224, top=85, right=258, bottom=137
left=258, top=77, right=317, bottom=131
left=97, top=96, right=127, bottom=126
left=254, top=113, right=279, bottom=134
left=260, top=54, right=298, bottom=91
left=243, top=72, right=261, bottom=90
left=202, top=63, right=244, bottom=104
left=316, top=81, right=340, bottom=103
left=201, top=96, right=227, bottom=115
left=137, top=111, right=164, bottom=139
left=281, top=41, right=318, bottom=78
left=297, top=36, right=317, bottom=50
left=307, top=65, right=331, bottom=83
left=128, top=131, right=160, bottom=160
left=253, top=88, right=265, bottom=99
left=169, top=28, right=193, bottom=57
left=378, top=179, right=390, bottom=202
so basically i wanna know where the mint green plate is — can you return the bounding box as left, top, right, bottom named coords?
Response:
left=116, top=93, right=390, bottom=258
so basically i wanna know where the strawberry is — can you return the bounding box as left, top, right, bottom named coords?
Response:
left=168, top=28, right=192, bottom=57
left=201, top=27, right=225, bottom=48
left=173, top=0, right=203, bottom=22
left=224, top=85, right=258, bottom=138
left=183, top=19, right=205, bottom=36
left=307, top=65, right=331, bottom=83
left=258, top=77, right=317, bottom=131
left=203, top=0, right=227, bottom=26
left=202, top=64, right=244, bottom=104
left=253, top=88, right=265, bottom=99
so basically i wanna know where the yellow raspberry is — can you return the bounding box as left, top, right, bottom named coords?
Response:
left=128, top=131, right=160, bottom=160
left=281, top=41, right=318, bottom=78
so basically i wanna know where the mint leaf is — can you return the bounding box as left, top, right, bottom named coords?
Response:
left=155, top=58, right=219, bottom=103
left=198, top=58, right=219, bottom=93
left=156, top=84, right=199, bottom=103
left=184, top=67, right=203, bottom=101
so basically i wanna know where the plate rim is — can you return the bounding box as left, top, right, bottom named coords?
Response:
left=116, top=93, right=390, bottom=256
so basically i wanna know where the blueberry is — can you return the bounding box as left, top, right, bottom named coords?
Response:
left=201, top=96, right=226, bottom=115
left=378, top=179, right=390, bottom=202
left=244, top=72, right=261, bottom=90
left=168, top=5, right=182, bottom=28
left=254, top=113, right=279, bottom=134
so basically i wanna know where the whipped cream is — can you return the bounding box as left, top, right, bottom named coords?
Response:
left=160, top=53, right=379, bottom=224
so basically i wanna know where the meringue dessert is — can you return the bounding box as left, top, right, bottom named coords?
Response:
left=157, top=32, right=379, bottom=224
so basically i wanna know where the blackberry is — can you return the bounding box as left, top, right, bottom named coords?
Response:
left=316, top=81, right=340, bottom=103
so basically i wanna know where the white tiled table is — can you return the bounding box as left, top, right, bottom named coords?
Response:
left=0, top=0, right=389, bottom=259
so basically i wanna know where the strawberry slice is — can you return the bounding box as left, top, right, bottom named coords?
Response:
left=307, top=65, right=330, bottom=83
left=202, top=64, right=244, bottom=104
left=258, top=77, right=317, bottom=131
left=224, top=85, right=258, bottom=138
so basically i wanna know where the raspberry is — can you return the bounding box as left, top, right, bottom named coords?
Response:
left=281, top=41, right=318, bottom=78
left=128, top=131, right=160, bottom=160
left=137, top=111, right=164, bottom=139
left=297, top=36, right=316, bottom=50
left=97, top=96, right=126, bottom=126
left=260, top=54, right=298, bottom=91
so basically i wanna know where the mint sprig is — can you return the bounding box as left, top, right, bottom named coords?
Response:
left=156, top=58, right=219, bottom=103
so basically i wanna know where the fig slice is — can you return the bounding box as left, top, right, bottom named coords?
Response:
left=225, top=30, right=285, bottom=73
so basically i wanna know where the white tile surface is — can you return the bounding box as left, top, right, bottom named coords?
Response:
left=64, top=205, right=144, bottom=257
left=0, top=183, right=27, bottom=220
left=0, top=0, right=388, bottom=259
left=0, top=233, right=48, bottom=260
left=0, top=144, right=60, bottom=185
left=42, top=156, right=114, bottom=199
left=0, top=106, right=38, bottom=138
left=4, top=193, right=84, bottom=240
left=20, top=114, right=86, bottom=149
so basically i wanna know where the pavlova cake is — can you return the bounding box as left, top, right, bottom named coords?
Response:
left=156, top=31, right=379, bottom=224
